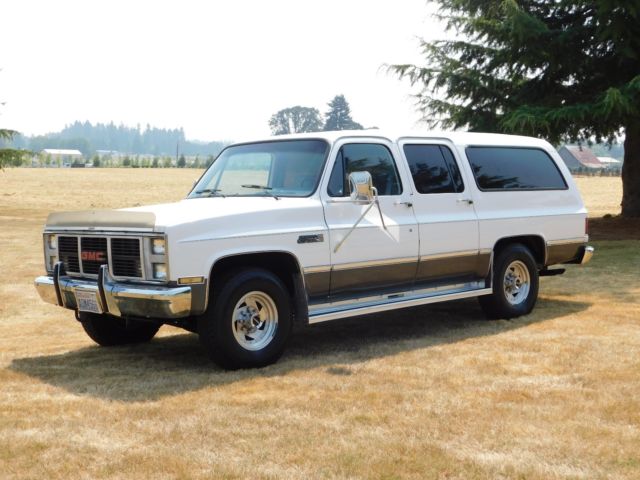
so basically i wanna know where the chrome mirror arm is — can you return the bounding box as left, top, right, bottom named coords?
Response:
left=334, top=186, right=387, bottom=253
left=334, top=201, right=376, bottom=253
left=372, top=186, right=386, bottom=231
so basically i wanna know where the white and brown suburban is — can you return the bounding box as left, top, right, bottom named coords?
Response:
left=35, top=131, right=594, bottom=368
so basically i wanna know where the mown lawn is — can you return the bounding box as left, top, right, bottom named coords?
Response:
left=0, top=169, right=638, bottom=479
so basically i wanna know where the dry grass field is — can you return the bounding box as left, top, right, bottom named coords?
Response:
left=1, top=169, right=639, bottom=479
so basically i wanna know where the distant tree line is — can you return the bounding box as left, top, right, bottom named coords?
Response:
left=570, top=166, right=622, bottom=177
left=269, top=94, right=365, bottom=135
left=5, top=121, right=227, bottom=157
left=96, top=153, right=213, bottom=169
left=24, top=152, right=216, bottom=169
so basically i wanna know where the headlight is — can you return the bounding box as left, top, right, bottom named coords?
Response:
left=48, top=255, right=58, bottom=270
left=153, top=263, right=167, bottom=280
left=47, top=234, right=57, bottom=249
left=152, top=237, right=166, bottom=255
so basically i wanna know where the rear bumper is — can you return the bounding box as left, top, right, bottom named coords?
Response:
left=563, top=245, right=595, bottom=265
left=34, top=262, right=192, bottom=319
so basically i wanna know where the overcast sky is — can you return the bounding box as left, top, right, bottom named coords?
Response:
left=0, top=0, right=444, bottom=142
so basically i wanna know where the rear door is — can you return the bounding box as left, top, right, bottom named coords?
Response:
left=397, top=138, right=487, bottom=286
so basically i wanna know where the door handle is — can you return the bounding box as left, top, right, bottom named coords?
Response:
left=456, top=198, right=474, bottom=205
left=394, top=201, right=413, bottom=207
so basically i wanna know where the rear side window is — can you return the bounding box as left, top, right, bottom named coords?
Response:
left=466, top=147, right=567, bottom=191
left=328, top=143, right=402, bottom=197
left=403, top=144, right=464, bottom=194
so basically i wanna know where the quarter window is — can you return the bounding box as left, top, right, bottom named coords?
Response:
left=327, top=143, right=402, bottom=197
left=466, top=147, right=567, bottom=191
left=403, top=144, right=464, bottom=194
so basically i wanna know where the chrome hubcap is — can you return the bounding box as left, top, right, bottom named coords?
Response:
left=232, top=291, right=278, bottom=351
left=503, top=260, right=531, bottom=305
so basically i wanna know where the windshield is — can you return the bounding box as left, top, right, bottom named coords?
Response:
left=188, top=139, right=329, bottom=198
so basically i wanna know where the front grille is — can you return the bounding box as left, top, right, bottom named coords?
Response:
left=80, top=237, right=108, bottom=274
left=58, top=236, right=80, bottom=272
left=111, top=238, right=142, bottom=278
left=55, top=235, right=144, bottom=279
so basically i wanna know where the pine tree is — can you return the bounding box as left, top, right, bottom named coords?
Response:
left=323, top=95, right=363, bottom=131
left=391, top=1, right=640, bottom=216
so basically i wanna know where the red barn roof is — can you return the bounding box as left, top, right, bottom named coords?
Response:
left=558, top=146, right=603, bottom=169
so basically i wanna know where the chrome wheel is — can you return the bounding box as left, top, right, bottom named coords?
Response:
left=503, top=260, right=531, bottom=305
left=232, top=291, right=278, bottom=351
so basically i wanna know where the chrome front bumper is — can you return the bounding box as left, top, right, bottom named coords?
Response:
left=34, top=262, right=192, bottom=319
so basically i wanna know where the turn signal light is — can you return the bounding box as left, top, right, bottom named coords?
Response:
left=178, top=276, right=204, bottom=285
left=153, top=263, right=167, bottom=280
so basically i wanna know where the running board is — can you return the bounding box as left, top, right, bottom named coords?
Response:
left=308, top=287, right=493, bottom=324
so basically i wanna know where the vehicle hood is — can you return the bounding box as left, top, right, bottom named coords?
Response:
left=129, top=197, right=326, bottom=242
left=124, top=196, right=320, bottom=227
left=46, top=197, right=324, bottom=238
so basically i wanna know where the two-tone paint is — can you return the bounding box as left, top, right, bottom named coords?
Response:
left=36, top=130, right=592, bottom=324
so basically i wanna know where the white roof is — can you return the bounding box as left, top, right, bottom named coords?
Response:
left=231, top=129, right=550, bottom=148
left=42, top=149, right=83, bottom=155
left=597, top=156, right=621, bottom=164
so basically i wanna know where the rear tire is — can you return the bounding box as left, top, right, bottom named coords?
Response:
left=479, top=243, right=539, bottom=319
left=198, top=268, right=293, bottom=370
left=80, top=312, right=160, bottom=346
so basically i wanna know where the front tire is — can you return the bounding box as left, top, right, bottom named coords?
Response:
left=479, top=243, right=539, bottom=319
left=79, top=312, right=160, bottom=346
left=198, top=268, right=293, bottom=370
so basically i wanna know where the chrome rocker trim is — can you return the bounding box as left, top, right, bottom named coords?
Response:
left=309, top=285, right=493, bottom=324
left=35, top=262, right=192, bottom=319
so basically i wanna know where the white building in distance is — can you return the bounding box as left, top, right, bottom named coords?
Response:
left=41, top=149, right=84, bottom=167
left=42, top=149, right=83, bottom=159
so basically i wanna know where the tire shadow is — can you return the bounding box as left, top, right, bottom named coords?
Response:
left=10, top=297, right=590, bottom=402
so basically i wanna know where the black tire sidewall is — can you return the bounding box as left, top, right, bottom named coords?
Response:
left=80, top=312, right=160, bottom=346
left=201, top=268, right=293, bottom=369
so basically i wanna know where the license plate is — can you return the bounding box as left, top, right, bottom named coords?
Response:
left=75, top=290, right=103, bottom=314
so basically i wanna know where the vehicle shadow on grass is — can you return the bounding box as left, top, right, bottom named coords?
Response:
left=10, top=297, right=590, bottom=402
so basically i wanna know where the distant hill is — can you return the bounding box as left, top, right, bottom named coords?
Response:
left=5, top=121, right=228, bottom=157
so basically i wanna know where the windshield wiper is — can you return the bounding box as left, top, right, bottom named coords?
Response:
left=241, top=184, right=280, bottom=200
left=194, top=188, right=225, bottom=197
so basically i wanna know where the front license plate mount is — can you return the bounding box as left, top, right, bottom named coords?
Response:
left=75, top=289, right=103, bottom=314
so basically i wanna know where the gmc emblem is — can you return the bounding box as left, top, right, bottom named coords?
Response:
left=81, top=251, right=106, bottom=262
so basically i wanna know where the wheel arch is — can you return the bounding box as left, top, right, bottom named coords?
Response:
left=492, top=235, right=547, bottom=268
left=207, top=250, right=308, bottom=324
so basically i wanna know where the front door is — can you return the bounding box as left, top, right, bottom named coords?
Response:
left=320, top=139, right=419, bottom=300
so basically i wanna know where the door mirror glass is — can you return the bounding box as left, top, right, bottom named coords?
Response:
left=348, top=171, right=375, bottom=203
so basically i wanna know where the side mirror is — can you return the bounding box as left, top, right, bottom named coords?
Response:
left=334, top=171, right=386, bottom=253
left=348, top=171, right=376, bottom=203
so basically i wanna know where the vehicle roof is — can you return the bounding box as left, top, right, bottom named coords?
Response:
left=231, top=130, right=551, bottom=148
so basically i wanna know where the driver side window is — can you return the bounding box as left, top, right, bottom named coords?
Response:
left=327, top=143, right=402, bottom=197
